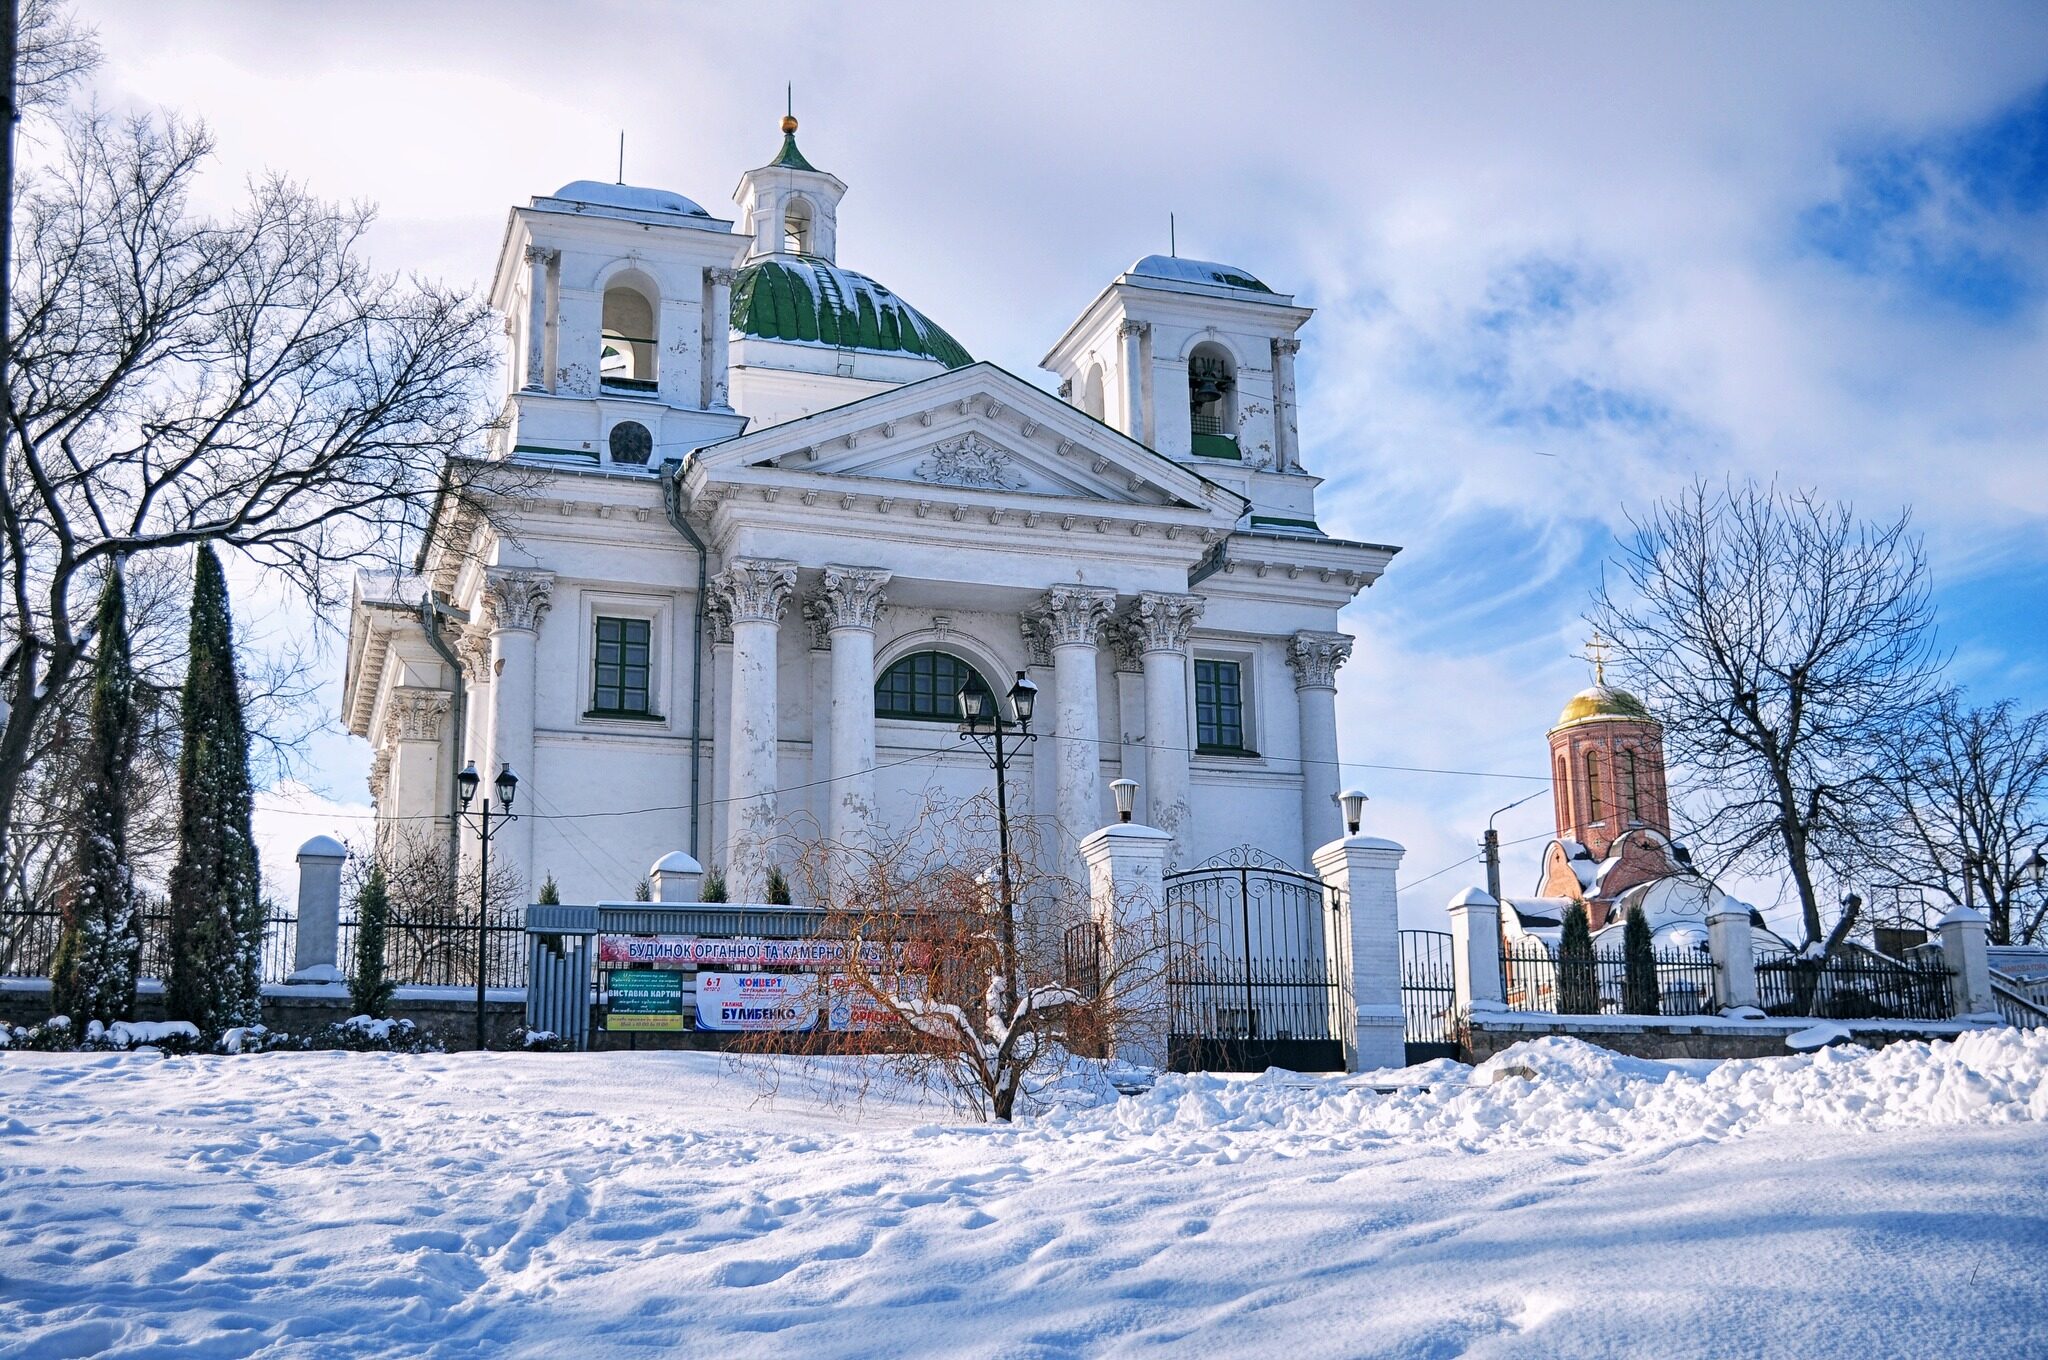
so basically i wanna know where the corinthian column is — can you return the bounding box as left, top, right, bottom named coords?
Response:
left=818, top=566, right=891, bottom=862
left=1272, top=337, right=1301, bottom=471
left=522, top=245, right=556, bottom=392
left=706, top=267, right=735, bottom=410
left=1129, top=592, right=1204, bottom=863
left=1034, top=585, right=1118, bottom=877
left=482, top=569, right=554, bottom=894
left=1288, top=630, right=1354, bottom=867
left=1118, top=320, right=1148, bottom=443
left=713, top=557, right=796, bottom=901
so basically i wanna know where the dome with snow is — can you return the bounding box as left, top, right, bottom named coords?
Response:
left=1127, top=254, right=1273, bottom=295
left=731, top=256, right=972, bottom=369
left=1554, top=683, right=1653, bottom=729
left=545, top=180, right=712, bottom=219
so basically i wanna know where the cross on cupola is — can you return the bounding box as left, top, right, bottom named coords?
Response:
left=734, top=98, right=847, bottom=264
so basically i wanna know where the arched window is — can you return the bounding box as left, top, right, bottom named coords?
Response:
left=601, top=280, right=658, bottom=392
left=1187, top=342, right=1237, bottom=458
left=1081, top=363, right=1106, bottom=421
left=1623, top=748, right=1641, bottom=823
left=1584, top=750, right=1603, bottom=822
left=875, top=651, right=993, bottom=722
left=609, top=420, right=652, bottom=466
left=782, top=196, right=813, bottom=255
left=1555, top=754, right=1569, bottom=830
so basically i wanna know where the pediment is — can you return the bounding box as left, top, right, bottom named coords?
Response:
left=694, top=363, right=1241, bottom=516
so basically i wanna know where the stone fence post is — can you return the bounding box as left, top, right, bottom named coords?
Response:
left=1079, top=820, right=1172, bottom=1069
left=1937, top=906, right=1998, bottom=1018
left=1706, top=903, right=1759, bottom=1011
left=1313, top=833, right=1405, bottom=1073
left=1447, top=888, right=1504, bottom=1013
left=650, top=851, right=704, bottom=903
left=289, top=835, right=348, bottom=983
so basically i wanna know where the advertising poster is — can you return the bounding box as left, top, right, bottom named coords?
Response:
left=826, top=974, right=924, bottom=1032
left=605, top=969, right=685, bottom=1032
left=598, top=935, right=898, bottom=970
left=696, top=971, right=820, bottom=1032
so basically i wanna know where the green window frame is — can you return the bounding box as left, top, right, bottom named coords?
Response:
left=590, top=616, right=654, bottom=717
left=1195, top=658, right=1248, bottom=753
left=875, top=651, right=993, bottom=723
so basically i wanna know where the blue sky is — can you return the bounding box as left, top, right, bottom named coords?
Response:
left=77, top=0, right=2048, bottom=930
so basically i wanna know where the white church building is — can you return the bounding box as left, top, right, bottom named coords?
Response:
left=343, top=114, right=1398, bottom=904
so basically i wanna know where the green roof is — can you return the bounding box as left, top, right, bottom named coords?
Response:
left=773, top=131, right=817, bottom=172
left=731, top=257, right=972, bottom=368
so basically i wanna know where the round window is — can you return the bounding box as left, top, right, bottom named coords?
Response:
left=609, top=421, right=653, bottom=466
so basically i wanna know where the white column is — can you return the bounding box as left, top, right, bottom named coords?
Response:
left=1314, top=831, right=1406, bottom=1072
left=1130, top=592, right=1203, bottom=866
left=1021, top=616, right=1056, bottom=834
left=383, top=686, right=452, bottom=831
left=706, top=596, right=733, bottom=873
left=458, top=625, right=493, bottom=869
left=482, top=569, right=554, bottom=897
left=1938, top=906, right=1998, bottom=1018
left=1707, top=903, right=1760, bottom=1011
left=1080, top=820, right=1173, bottom=1069
left=1448, top=887, right=1505, bottom=1011
left=803, top=597, right=833, bottom=835
left=706, top=266, right=734, bottom=410
left=522, top=245, right=554, bottom=391
left=1288, top=631, right=1354, bottom=869
left=1036, top=585, right=1118, bottom=880
left=290, top=836, right=348, bottom=981
left=820, top=567, right=891, bottom=862
left=714, top=557, right=796, bottom=902
left=1118, top=319, right=1147, bottom=442
left=1272, top=337, right=1301, bottom=471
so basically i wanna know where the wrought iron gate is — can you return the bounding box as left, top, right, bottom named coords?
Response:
left=1398, top=930, right=1459, bottom=1064
left=1163, top=847, right=1349, bottom=1073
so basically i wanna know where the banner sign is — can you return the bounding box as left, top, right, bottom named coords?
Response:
left=696, top=971, right=820, bottom=1032
left=605, top=969, right=685, bottom=1033
left=598, top=935, right=896, bottom=970
left=826, top=974, right=923, bottom=1032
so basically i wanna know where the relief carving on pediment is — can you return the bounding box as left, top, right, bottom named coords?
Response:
left=912, top=432, right=1026, bottom=492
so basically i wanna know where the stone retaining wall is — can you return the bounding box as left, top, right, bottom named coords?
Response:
left=1464, top=1011, right=1984, bottom=1062
left=0, top=980, right=527, bottom=1051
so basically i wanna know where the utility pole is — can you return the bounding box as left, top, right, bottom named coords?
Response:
left=1480, top=827, right=1502, bottom=903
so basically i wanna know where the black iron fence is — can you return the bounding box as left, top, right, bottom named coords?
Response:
left=0, top=906, right=298, bottom=986
left=1755, top=949, right=1951, bottom=1020
left=1397, top=930, right=1459, bottom=1061
left=1499, top=940, right=1719, bottom=1017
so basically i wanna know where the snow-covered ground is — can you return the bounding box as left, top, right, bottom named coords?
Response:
left=4, top=1032, right=2047, bottom=1358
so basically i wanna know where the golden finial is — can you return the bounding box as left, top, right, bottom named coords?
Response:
left=1583, top=631, right=1611, bottom=686
left=782, top=84, right=797, bottom=135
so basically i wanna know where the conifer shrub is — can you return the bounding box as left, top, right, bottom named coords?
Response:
left=700, top=869, right=728, bottom=903
left=1622, top=904, right=1661, bottom=1015
left=349, top=863, right=396, bottom=1019
left=1558, top=901, right=1599, bottom=1014
left=765, top=865, right=792, bottom=905
left=633, top=877, right=652, bottom=901
left=51, top=567, right=143, bottom=1025
left=537, top=874, right=561, bottom=905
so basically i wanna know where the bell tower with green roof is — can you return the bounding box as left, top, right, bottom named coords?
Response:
left=733, top=105, right=846, bottom=264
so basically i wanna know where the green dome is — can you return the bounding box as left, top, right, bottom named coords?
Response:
left=731, top=256, right=972, bottom=369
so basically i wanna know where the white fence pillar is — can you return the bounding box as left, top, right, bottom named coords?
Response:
left=1448, top=888, right=1504, bottom=1012
left=1707, top=903, right=1759, bottom=1011
left=290, top=836, right=347, bottom=982
left=1938, top=906, right=1998, bottom=1018
left=650, top=851, right=704, bottom=904
left=1079, top=820, right=1172, bottom=1069
left=1313, top=833, right=1405, bottom=1072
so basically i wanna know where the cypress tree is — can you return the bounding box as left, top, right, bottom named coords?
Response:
left=349, top=863, right=396, bottom=1019
left=50, top=567, right=143, bottom=1023
left=536, top=873, right=561, bottom=906
left=1558, top=901, right=1599, bottom=1014
left=165, top=546, right=263, bottom=1034
left=1622, top=904, right=1661, bottom=1015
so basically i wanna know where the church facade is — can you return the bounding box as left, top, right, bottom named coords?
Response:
left=342, top=116, right=1397, bottom=903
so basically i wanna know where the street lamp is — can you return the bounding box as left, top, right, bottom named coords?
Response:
left=958, top=671, right=1037, bottom=1003
left=455, top=759, right=520, bottom=1051
left=2027, top=852, right=2047, bottom=889
left=1339, top=789, right=1368, bottom=836
left=1110, top=778, right=1139, bottom=824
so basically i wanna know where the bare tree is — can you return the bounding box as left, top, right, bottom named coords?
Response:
left=359, top=823, right=522, bottom=988
left=1590, top=480, right=1942, bottom=955
left=1881, top=691, right=2048, bottom=945
left=0, top=103, right=505, bottom=869
left=737, top=800, right=1177, bottom=1121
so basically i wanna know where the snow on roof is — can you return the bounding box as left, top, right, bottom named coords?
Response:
left=1503, top=897, right=1572, bottom=928
left=544, top=180, right=713, bottom=219
left=354, top=569, right=423, bottom=608
left=1126, top=254, right=1273, bottom=294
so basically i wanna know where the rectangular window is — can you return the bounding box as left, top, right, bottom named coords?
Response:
left=591, top=616, right=652, bottom=715
left=1195, top=658, right=1246, bottom=753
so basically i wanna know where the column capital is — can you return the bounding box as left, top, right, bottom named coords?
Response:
left=523, top=244, right=559, bottom=268
left=1020, top=614, right=1053, bottom=668
left=1034, top=584, right=1118, bottom=649
left=818, top=564, right=892, bottom=632
left=1109, top=622, right=1145, bottom=674
left=1127, top=591, right=1205, bottom=654
left=1117, top=319, right=1147, bottom=340
left=707, top=265, right=736, bottom=288
left=705, top=589, right=733, bottom=645
left=1273, top=337, right=1302, bottom=357
left=482, top=568, right=555, bottom=633
left=713, top=557, right=798, bottom=624
left=368, top=748, right=392, bottom=804
left=383, top=686, right=452, bottom=745
left=455, top=623, right=494, bottom=684
left=1287, top=630, right=1354, bottom=689
left=800, top=597, right=834, bottom=651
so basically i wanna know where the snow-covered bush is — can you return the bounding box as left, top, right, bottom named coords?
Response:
left=286, top=1015, right=444, bottom=1054
left=512, top=1026, right=569, bottom=1052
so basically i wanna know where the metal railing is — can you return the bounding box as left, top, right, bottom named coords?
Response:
left=1991, top=980, right=2048, bottom=1029
left=1499, top=940, right=1720, bottom=1017
left=337, top=905, right=529, bottom=990
left=1755, top=949, right=1951, bottom=1020
left=1, top=906, right=297, bottom=986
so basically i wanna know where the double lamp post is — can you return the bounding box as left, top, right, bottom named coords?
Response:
left=455, top=759, right=519, bottom=1051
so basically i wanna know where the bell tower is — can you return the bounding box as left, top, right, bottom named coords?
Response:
left=1546, top=637, right=1671, bottom=861
left=733, top=102, right=847, bottom=264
